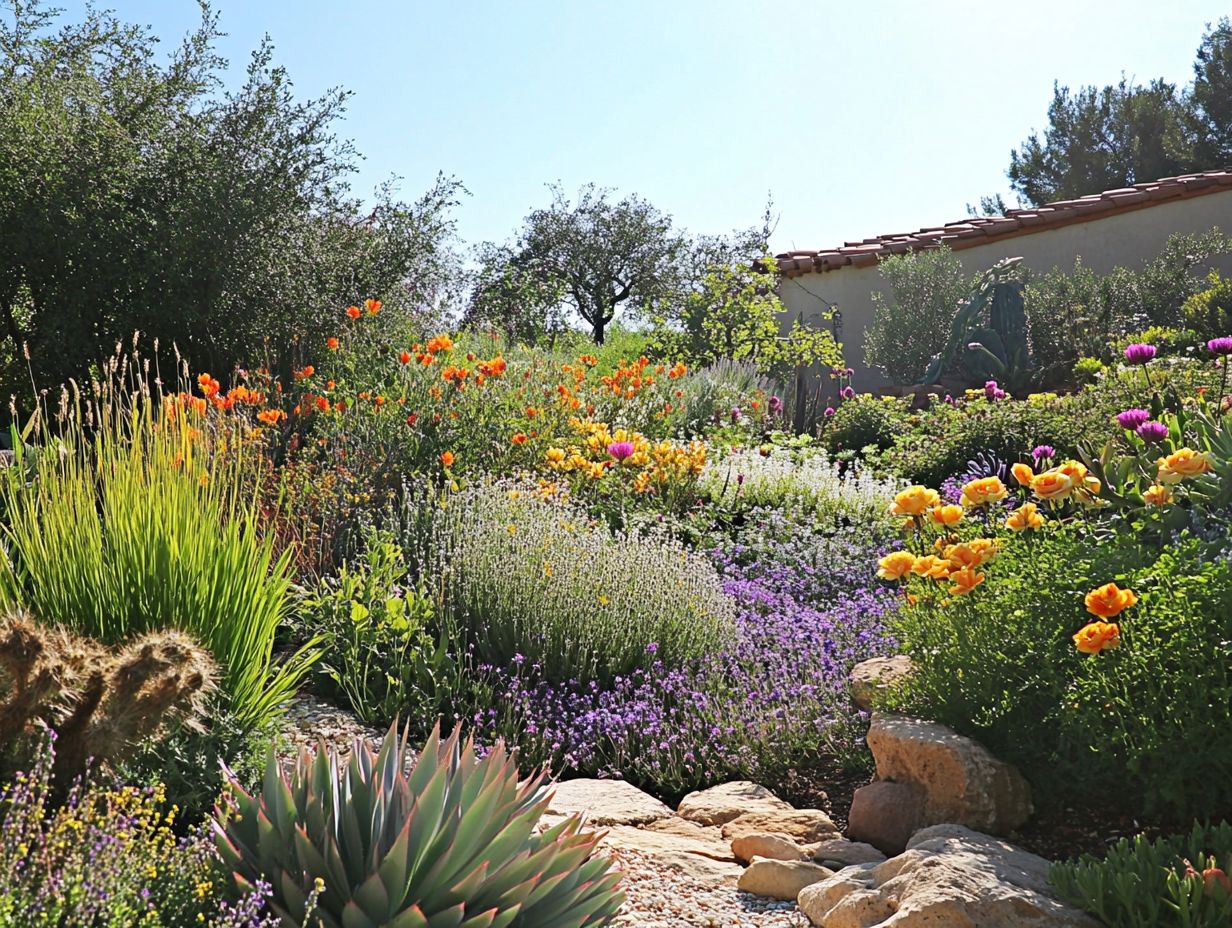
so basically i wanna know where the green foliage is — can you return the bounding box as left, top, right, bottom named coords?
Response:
left=0, top=1, right=462, bottom=398
left=823, top=394, right=911, bottom=455
left=1110, top=326, right=1205, bottom=360
left=0, top=612, right=215, bottom=792
left=649, top=257, right=842, bottom=384
left=1189, top=18, right=1232, bottom=168
left=1182, top=271, right=1232, bottom=340
left=865, top=246, right=973, bottom=385
left=215, top=723, right=625, bottom=928
left=307, top=533, right=455, bottom=728
left=1073, top=356, right=1107, bottom=385
left=407, top=481, right=735, bottom=686
left=0, top=366, right=318, bottom=731
left=670, top=359, right=781, bottom=438
left=1051, top=822, right=1232, bottom=928
left=888, top=526, right=1232, bottom=818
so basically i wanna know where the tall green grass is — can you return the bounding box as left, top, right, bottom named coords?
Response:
left=0, top=360, right=316, bottom=729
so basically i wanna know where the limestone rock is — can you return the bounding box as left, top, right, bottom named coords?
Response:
left=846, top=780, right=925, bottom=855
left=867, top=713, right=1032, bottom=835
left=812, top=838, right=887, bottom=868
left=676, top=781, right=793, bottom=827
left=721, top=809, right=840, bottom=845
left=730, top=832, right=806, bottom=863
left=849, top=655, right=915, bottom=711
left=737, top=857, right=832, bottom=901
left=601, top=821, right=741, bottom=885
left=797, top=824, right=1099, bottom=927
left=545, top=778, right=672, bottom=826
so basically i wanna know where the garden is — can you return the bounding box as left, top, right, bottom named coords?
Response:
left=5, top=3, right=1232, bottom=926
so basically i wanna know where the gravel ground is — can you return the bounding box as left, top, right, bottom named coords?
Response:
left=607, top=848, right=808, bottom=928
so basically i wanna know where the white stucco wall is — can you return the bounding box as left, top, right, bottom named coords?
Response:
left=781, top=190, right=1232, bottom=392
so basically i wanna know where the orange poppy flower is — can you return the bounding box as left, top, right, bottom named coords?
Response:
left=327, top=337, right=340, bottom=350
left=1073, top=621, right=1120, bottom=654
left=399, top=351, right=412, bottom=364
left=511, top=432, right=528, bottom=445
left=440, top=450, right=455, bottom=467
left=1084, top=583, right=1138, bottom=619
left=345, top=305, right=361, bottom=319
left=365, top=298, right=382, bottom=315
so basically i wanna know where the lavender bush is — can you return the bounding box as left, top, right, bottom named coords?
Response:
left=471, top=506, right=899, bottom=798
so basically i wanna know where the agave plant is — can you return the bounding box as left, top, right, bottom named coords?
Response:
left=214, top=724, right=624, bottom=928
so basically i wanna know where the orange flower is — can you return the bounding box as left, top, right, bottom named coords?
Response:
left=1084, top=583, right=1138, bottom=619
left=525, top=406, right=539, bottom=418
left=365, top=298, right=382, bottom=315
left=960, top=476, right=1008, bottom=507
left=1005, top=502, right=1045, bottom=532
left=877, top=551, right=916, bottom=581
left=426, top=334, right=454, bottom=354
left=1073, top=621, right=1120, bottom=655
left=315, top=396, right=330, bottom=412
left=440, top=450, right=455, bottom=467
left=406, top=412, right=418, bottom=426
left=890, top=486, right=941, bottom=517
left=511, top=432, right=528, bottom=445
left=1142, top=484, right=1173, bottom=506
left=346, top=305, right=362, bottom=319
left=373, top=395, right=386, bottom=406
left=1011, top=462, right=1035, bottom=487
left=399, top=351, right=412, bottom=364
left=910, top=555, right=950, bottom=580
left=927, top=504, right=964, bottom=526
left=293, top=366, right=314, bottom=380
left=197, top=373, right=221, bottom=398
left=1157, top=448, right=1214, bottom=484
left=256, top=409, right=285, bottom=426
left=947, top=567, right=985, bottom=596
left=327, top=337, right=340, bottom=350
left=1031, top=470, right=1074, bottom=502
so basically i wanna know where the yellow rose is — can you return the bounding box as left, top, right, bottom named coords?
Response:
left=1056, top=460, right=1089, bottom=482
left=1142, top=484, right=1173, bottom=506
left=944, top=539, right=998, bottom=570
left=960, top=476, right=1008, bottom=507
left=891, top=486, right=941, bottom=517
left=1157, top=448, right=1214, bottom=484
left=910, top=554, right=951, bottom=579
left=877, top=550, right=916, bottom=580
left=927, top=504, right=964, bottom=526
left=1031, top=470, right=1074, bottom=502
left=1005, top=502, right=1045, bottom=532
left=948, top=567, right=985, bottom=596
left=1010, top=462, right=1035, bottom=487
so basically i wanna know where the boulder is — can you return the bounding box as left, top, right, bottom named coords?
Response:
left=812, top=838, right=887, bottom=868
left=545, top=778, right=672, bottom=826
left=846, top=780, right=925, bottom=855
left=601, top=821, right=740, bottom=885
left=797, top=824, right=1099, bottom=927
left=867, top=713, right=1032, bottom=835
left=849, top=656, right=915, bottom=711
left=730, top=832, right=806, bottom=863
left=737, top=857, right=832, bottom=901
left=721, top=809, right=840, bottom=845
left=676, top=781, right=793, bottom=826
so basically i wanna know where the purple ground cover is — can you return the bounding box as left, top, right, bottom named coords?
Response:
left=474, top=508, right=899, bottom=796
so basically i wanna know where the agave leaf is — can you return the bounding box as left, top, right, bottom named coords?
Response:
left=424, top=901, right=467, bottom=928
left=353, top=871, right=395, bottom=921
left=457, top=907, right=500, bottom=928
left=406, top=723, right=445, bottom=795
left=340, top=899, right=380, bottom=928
left=377, top=816, right=415, bottom=907
left=404, top=761, right=454, bottom=883
left=387, top=905, right=430, bottom=928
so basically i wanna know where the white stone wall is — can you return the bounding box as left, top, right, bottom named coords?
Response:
left=781, top=190, right=1232, bottom=392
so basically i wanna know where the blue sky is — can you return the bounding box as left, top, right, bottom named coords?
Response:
left=57, top=0, right=1232, bottom=254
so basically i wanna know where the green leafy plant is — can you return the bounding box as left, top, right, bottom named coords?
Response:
left=1073, top=356, right=1106, bottom=385
left=823, top=394, right=911, bottom=455
left=307, top=532, right=455, bottom=727
left=1182, top=271, right=1232, bottom=341
left=1051, top=822, right=1232, bottom=928
left=215, top=723, right=625, bottom=928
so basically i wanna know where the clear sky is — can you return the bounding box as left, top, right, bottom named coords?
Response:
left=55, top=0, right=1232, bottom=255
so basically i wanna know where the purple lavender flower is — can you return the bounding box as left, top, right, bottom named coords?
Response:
left=1031, top=445, right=1056, bottom=464
left=1207, top=337, right=1232, bottom=356
left=1124, top=343, right=1157, bottom=365
left=1136, top=421, right=1169, bottom=443
left=607, top=441, right=635, bottom=461
left=1117, top=408, right=1151, bottom=431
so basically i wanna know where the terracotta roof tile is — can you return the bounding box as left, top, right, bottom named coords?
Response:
left=774, top=171, right=1232, bottom=278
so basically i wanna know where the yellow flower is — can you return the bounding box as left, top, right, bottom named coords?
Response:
left=927, top=504, right=964, bottom=526
left=545, top=447, right=566, bottom=465
left=1143, top=484, right=1173, bottom=506
left=1073, top=621, right=1120, bottom=655
left=944, top=539, right=998, bottom=570
left=910, top=554, right=950, bottom=580
left=1010, top=462, right=1035, bottom=487
left=876, top=551, right=916, bottom=581
left=1084, top=583, right=1138, bottom=619
left=948, top=567, right=985, bottom=596
left=1031, top=469, right=1073, bottom=502
left=1056, top=460, right=1089, bottom=483
left=960, top=476, right=1008, bottom=507
left=890, top=486, right=941, bottom=517
left=1005, top=502, right=1045, bottom=532
left=1157, top=448, right=1214, bottom=484
left=598, top=594, right=610, bottom=605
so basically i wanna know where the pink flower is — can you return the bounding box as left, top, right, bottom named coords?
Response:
left=607, top=441, right=636, bottom=461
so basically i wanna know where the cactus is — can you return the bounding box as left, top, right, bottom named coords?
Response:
left=922, top=257, right=1034, bottom=389
left=214, top=723, right=625, bottom=928
left=0, top=611, right=216, bottom=790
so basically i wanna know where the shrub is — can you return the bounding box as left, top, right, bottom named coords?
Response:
left=215, top=724, right=624, bottom=928
left=865, top=246, right=973, bottom=385
left=823, top=394, right=911, bottom=455
left=306, top=532, right=452, bottom=727
left=1182, top=270, right=1232, bottom=340
left=0, top=612, right=214, bottom=791
left=0, top=733, right=277, bottom=927
left=407, top=481, right=735, bottom=685
left=0, top=365, right=317, bottom=731
left=1051, top=822, right=1232, bottom=928
left=1109, top=325, right=1204, bottom=360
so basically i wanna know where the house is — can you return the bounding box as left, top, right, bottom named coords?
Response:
left=775, top=170, right=1232, bottom=392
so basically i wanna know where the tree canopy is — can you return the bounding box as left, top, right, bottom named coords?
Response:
left=1006, top=18, right=1232, bottom=207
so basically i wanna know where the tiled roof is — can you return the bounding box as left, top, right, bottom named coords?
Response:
left=775, top=170, right=1232, bottom=278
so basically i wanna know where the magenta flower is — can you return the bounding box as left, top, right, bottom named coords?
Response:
left=984, top=380, right=1006, bottom=401
left=1117, top=408, right=1151, bottom=430
left=768, top=395, right=784, bottom=416
left=730, top=407, right=743, bottom=423
left=1136, top=421, right=1169, bottom=443
left=1123, top=343, right=1157, bottom=365
left=840, top=386, right=855, bottom=399
left=607, top=441, right=636, bottom=461
left=1031, top=445, right=1056, bottom=463
left=1207, top=337, right=1232, bottom=356
left=824, top=406, right=835, bottom=417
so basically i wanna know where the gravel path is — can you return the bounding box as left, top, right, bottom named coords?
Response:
left=608, top=848, right=807, bottom=928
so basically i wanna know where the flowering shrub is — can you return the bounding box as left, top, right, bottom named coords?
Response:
left=0, top=734, right=278, bottom=927
left=406, top=481, right=736, bottom=686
